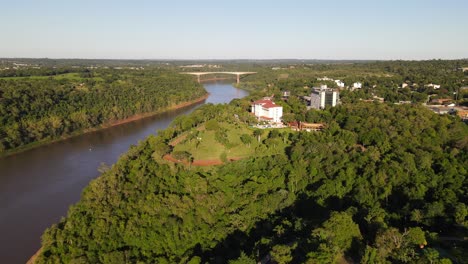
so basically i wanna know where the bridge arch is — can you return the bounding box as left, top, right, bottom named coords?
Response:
left=181, top=71, right=256, bottom=83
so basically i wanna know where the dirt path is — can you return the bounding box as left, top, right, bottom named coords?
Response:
left=163, top=154, right=241, bottom=167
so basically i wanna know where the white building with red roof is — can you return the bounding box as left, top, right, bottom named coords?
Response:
left=251, top=98, right=283, bottom=123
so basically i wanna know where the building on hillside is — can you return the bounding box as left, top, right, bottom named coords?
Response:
left=397, top=101, right=412, bottom=104
left=426, top=83, right=441, bottom=89
left=251, top=99, right=283, bottom=123
left=300, top=122, right=325, bottom=132
left=401, top=83, right=409, bottom=88
left=307, top=86, right=340, bottom=109
left=456, top=109, right=468, bottom=121
left=288, top=121, right=325, bottom=132
left=431, top=98, right=453, bottom=105
left=352, top=82, right=362, bottom=89
left=317, top=77, right=334, bottom=81
left=427, top=107, right=450, bottom=115
left=335, top=80, right=345, bottom=88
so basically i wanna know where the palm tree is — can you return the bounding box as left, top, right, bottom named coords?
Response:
left=253, top=129, right=262, bottom=143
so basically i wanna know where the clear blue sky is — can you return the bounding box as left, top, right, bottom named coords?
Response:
left=1, top=0, right=467, bottom=60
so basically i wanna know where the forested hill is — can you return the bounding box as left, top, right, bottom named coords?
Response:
left=0, top=69, right=207, bottom=155
left=36, top=101, right=467, bottom=263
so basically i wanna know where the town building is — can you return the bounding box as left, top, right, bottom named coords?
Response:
left=397, top=101, right=412, bottom=104
left=352, top=82, right=362, bottom=89
left=335, top=80, right=345, bottom=88
left=456, top=109, right=468, bottom=121
left=251, top=98, right=283, bottom=123
left=430, top=98, right=453, bottom=105
left=307, top=85, right=340, bottom=109
left=426, top=83, right=441, bottom=89
left=288, top=121, right=325, bottom=132
left=281, top=90, right=291, bottom=98
left=317, top=77, right=334, bottom=81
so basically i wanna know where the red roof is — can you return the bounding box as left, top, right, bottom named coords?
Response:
left=252, top=99, right=271, bottom=104
left=252, top=99, right=281, bottom=108
left=262, top=101, right=280, bottom=108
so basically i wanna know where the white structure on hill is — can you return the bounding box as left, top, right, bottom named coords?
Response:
left=353, top=82, right=362, bottom=89
left=317, top=77, right=334, bottom=81
left=251, top=99, right=283, bottom=123
left=426, top=83, right=441, bottom=89
left=335, top=80, right=345, bottom=88
left=308, top=86, right=340, bottom=109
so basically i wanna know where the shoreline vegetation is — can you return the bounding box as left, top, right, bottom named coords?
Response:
left=0, top=93, right=209, bottom=159
left=0, top=69, right=209, bottom=158
left=7, top=59, right=466, bottom=263
left=35, top=99, right=467, bottom=263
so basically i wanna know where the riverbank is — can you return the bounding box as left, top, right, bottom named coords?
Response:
left=1, top=82, right=248, bottom=264
left=200, top=77, right=233, bottom=82
left=0, top=93, right=209, bottom=159
left=26, top=248, right=41, bottom=264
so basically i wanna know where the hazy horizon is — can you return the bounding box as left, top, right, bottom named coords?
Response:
left=1, top=57, right=468, bottom=62
left=2, top=0, right=468, bottom=60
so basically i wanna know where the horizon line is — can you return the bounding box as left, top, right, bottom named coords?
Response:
left=1, top=57, right=468, bottom=62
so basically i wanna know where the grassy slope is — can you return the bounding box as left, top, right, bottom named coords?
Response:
left=172, top=122, right=290, bottom=161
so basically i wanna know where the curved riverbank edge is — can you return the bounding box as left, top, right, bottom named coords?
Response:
left=0, top=93, right=209, bottom=159
left=26, top=248, right=41, bottom=264
left=200, top=77, right=233, bottom=82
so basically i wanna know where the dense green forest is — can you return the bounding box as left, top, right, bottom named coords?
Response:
left=0, top=68, right=207, bottom=154
left=2, top=59, right=465, bottom=262
left=37, top=98, right=467, bottom=263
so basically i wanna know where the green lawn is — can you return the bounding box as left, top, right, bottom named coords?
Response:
left=172, top=122, right=290, bottom=161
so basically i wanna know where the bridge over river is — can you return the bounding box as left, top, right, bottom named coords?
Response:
left=181, top=71, right=256, bottom=83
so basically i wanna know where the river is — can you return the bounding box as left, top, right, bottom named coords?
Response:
left=0, top=81, right=249, bottom=264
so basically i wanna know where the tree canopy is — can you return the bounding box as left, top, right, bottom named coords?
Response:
left=36, top=98, right=467, bottom=263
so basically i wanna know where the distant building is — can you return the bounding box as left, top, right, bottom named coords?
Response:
left=352, top=82, right=362, bottom=89
left=397, top=101, right=412, bottom=104
left=288, top=121, right=325, bottom=132
left=426, top=83, right=441, bottom=89
left=308, top=86, right=340, bottom=109
left=335, top=80, right=345, bottom=88
left=431, top=98, right=453, bottom=105
left=456, top=109, right=468, bottom=121
left=251, top=99, right=283, bottom=123
left=373, top=96, right=385, bottom=103
left=180, top=64, right=205, bottom=68
left=428, top=107, right=450, bottom=115
left=402, top=83, right=409, bottom=88
left=317, top=77, right=334, bottom=81
left=300, top=122, right=325, bottom=132
left=281, top=90, right=291, bottom=98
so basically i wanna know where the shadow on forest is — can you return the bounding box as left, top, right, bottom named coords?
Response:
left=197, top=194, right=350, bottom=263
